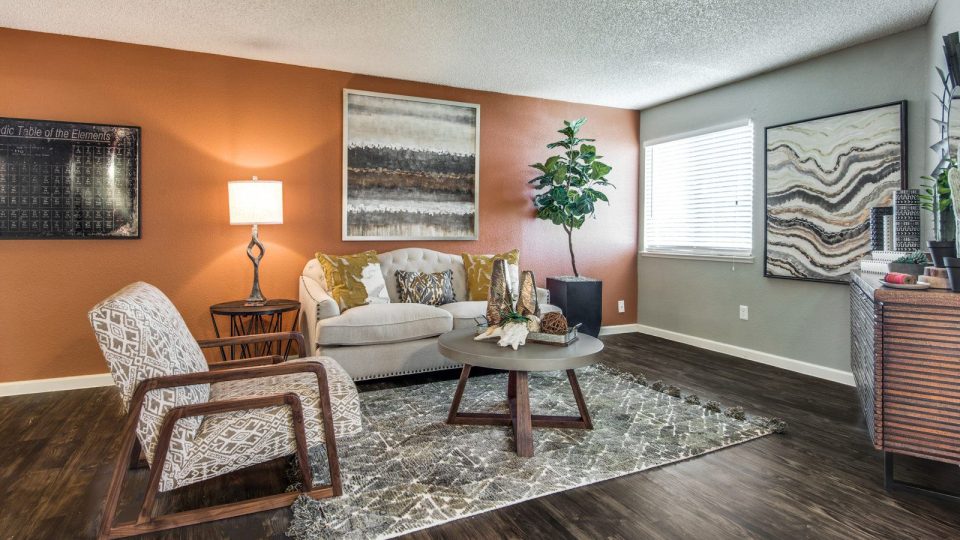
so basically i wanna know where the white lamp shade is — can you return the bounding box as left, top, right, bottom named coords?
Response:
left=228, top=179, right=283, bottom=225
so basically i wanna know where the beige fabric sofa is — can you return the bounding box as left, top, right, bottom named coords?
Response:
left=299, top=247, right=559, bottom=380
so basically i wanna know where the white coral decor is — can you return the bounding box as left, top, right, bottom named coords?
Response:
left=497, top=322, right=529, bottom=350
left=526, top=315, right=541, bottom=333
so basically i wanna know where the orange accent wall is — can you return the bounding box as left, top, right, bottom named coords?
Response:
left=0, top=29, right=639, bottom=383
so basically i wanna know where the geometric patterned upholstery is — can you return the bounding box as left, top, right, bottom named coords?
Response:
left=88, top=282, right=211, bottom=478
left=167, top=357, right=361, bottom=491
left=89, top=282, right=362, bottom=492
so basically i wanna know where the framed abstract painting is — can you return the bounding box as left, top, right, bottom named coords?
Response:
left=342, top=89, right=479, bottom=241
left=764, top=101, right=907, bottom=284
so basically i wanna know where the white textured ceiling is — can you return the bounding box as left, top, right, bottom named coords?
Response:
left=0, top=0, right=937, bottom=109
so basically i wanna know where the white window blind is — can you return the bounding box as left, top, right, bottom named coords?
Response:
left=643, top=122, right=754, bottom=258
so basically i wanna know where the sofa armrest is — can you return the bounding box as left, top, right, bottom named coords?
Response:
left=536, top=287, right=550, bottom=305
left=299, top=276, right=340, bottom=352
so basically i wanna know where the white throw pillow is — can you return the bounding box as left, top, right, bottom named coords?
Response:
left=359, top=262, right=391, bottom=304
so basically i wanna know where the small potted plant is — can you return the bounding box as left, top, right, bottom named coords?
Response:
left=529, top=118, right=613, bottom=337
left=888, top=251, right=929, bottom=276
left=920, top=155, right=958, bottom=267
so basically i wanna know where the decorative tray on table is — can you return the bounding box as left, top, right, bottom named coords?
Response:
left=474, top=316, right=581, bottom=346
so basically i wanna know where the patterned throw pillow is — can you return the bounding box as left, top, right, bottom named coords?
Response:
left=315, top=250, right=390, bottom=310
left=396, top=270, right=456, bottom=305
left=461, top=249, right=520, bottom=301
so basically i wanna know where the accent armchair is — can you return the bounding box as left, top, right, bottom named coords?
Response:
left=88, top=282, right=362, bottom=539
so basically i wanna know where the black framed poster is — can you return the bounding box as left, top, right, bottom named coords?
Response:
left=0, top=117, right=140, bottom=239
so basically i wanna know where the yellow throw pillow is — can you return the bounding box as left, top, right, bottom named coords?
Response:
left=315, top=250, right=384, bottom=310
left=462, top=249, right=520, bottom=301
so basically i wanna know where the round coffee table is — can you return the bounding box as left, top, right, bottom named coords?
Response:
left=438, top=328, right=604, bottom=457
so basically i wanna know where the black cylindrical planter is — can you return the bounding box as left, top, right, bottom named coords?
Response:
left=944, top=257, right=960, bottom=292
left=546, top=276, right=602, bottom=337
left=928, top=240, right=956, bottom=268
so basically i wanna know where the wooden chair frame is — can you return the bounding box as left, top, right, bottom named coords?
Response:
left=98, top=332, right=343, bottom=539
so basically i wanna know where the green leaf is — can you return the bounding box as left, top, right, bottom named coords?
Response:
left=552, top=164, right=568, bottom=184
left=543, top=155, right=560, bottom=172
left=587, top=189, right=609, bottom=203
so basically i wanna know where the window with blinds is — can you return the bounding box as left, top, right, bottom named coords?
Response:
left=642, top=122, right=754, bottom=259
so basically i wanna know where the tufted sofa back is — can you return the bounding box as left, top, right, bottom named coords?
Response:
left=378, top=248, right=468, bottom=302
left=302, top=248, right=468, bottom=303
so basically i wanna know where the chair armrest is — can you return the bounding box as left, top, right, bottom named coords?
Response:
left=163, top=393, right=301, bottom=420
left=132, top=361, right=329, bottom=397
left=197, top=331, right=306, bottom=358
left=300, top=276, right=340, bottom=352
left=536, top=287, right=550, bottom=305
left=207, top=355, right=284, bottom=370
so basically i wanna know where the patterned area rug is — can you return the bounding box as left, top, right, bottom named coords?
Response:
left=287, top=364, right=782, bottom=539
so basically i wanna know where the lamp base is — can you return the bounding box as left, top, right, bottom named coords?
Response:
left=245, top=225, right=267, bottom=307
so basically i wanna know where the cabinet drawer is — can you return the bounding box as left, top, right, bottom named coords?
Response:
left=881, top=303, right=960, bottom=463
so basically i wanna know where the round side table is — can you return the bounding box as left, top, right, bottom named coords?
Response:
left=209, top=299, right=301, bottom=361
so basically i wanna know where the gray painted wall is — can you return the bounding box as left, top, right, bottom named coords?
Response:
left=637, top=27, right=929, bottom=373
left=927, top=0, right=960, bottom=175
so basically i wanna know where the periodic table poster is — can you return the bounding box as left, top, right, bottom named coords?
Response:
left=0, top=118, right=140, bottom=239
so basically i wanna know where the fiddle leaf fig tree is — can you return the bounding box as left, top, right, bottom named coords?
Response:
left=529, top=118, right=613, bottom=277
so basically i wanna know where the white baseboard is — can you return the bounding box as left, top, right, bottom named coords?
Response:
left=633, top=324, right=855, bottom=386
left=2, top=323, right=852, bottom=396
left=0, top=373, right=113, bottom=397
left=599, top=324, right=643, bottom=336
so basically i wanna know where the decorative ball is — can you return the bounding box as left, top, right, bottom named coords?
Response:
left=540, top=312, right=568, bottom=335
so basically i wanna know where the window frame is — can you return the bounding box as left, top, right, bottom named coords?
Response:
left=641, top=120, right=756, bottom=263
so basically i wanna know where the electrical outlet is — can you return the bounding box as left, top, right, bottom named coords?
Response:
left=617, top=300, right=625, bottom=313
left=739, top=305, right=749, bottom=320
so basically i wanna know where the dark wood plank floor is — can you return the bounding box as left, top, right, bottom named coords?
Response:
left=2, top=333, right=959, bottom=539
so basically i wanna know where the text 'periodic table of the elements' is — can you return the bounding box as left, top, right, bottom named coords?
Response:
left=0, top=118, right=140, bottom=239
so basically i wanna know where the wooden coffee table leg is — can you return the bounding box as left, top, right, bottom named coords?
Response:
left=447, top=364, right=472, bottom=424
left=567, top=369, right=593, bottom=429
left=507, top=370, right=516, bottom=400
left=513, top=371, right=534, bottom=457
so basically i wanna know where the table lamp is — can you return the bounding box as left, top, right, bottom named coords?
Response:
left=228, top=176, right=283, bottom=306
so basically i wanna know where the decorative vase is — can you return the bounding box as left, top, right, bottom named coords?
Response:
left=944, top=257, right=960, bottom=292
left=546, top=276, right=602, bottom=337
left=928, top=240, right=956, bottom=268
left=515, top=270, right=540, bottom=318
left=486, top=258, right=512, bottom=326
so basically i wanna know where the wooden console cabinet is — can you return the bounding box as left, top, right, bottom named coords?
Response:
left=850, top=271, right=960, bottom=498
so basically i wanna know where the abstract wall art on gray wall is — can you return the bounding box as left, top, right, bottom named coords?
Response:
left=764, top=101, right=906, bottom=283
left=343, top=90, right=479, bottom=241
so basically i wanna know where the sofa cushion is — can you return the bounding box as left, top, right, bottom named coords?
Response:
left=438, top=301, right=487, bottom=329
left=439, top=301, right=562, bottom=330
left=316, top=303, right=453, bottom=346
left=461, top=249, right=520, bottom=300
left=396, top=269, right=456, bottom=305
left=315, top=250, right=389, bottom=311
